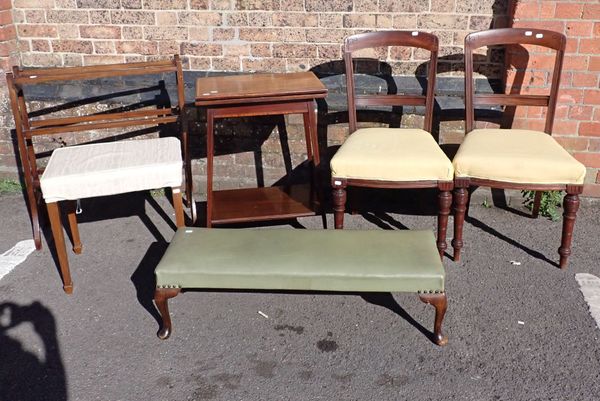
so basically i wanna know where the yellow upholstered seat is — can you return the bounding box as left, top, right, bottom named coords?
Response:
left=330, top=128, right=454, bottom=182
left=453, top=129, right=586, bottom=185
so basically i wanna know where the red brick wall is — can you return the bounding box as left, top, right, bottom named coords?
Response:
left=0, top=0, right=18, bottom=178
left=511, top=0, right=600, bottom=196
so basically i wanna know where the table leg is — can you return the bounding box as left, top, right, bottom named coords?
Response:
left=206, top=109, right=215, bottom=228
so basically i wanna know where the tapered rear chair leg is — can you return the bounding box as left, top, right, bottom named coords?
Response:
left=332, top=179, right=347, bottom=229
left=154, top=288, right=181, bottom=339
left=46, top=201, right=73, bottom=294
left=419, top=292, right=448, bottom=346
left=452, top=181, right=469, bottom=262
left=171, top=188, right=185, bottom=228
left=558, top=187, right=582, bottom=269
left=531, top=191, right=543, bottom=218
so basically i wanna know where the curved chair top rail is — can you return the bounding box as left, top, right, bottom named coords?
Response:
left=464, top=28, right=566, bottom=134
left=465, top=28, right=566, bottom=52
left=344, top=31, right=439, bottom=134
left=344, top=30, right=438, bottom=53
left=10, top=56, right=181, bottom=85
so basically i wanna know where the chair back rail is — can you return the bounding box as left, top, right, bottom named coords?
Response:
left=344, top=30, right=438, bottom=133
left=464, top=28, right=566, bottom=134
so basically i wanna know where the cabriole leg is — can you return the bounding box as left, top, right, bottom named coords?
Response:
left=154, top=288, right=181, bottom=340
left=419, top=292, right=448, bottom=346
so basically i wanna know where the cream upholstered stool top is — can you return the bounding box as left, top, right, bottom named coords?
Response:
left=40, top=137, right=183, bottom=202
left=40, top=136, right=185, bottom=294
left=452, top=129, right=586, bottom=185
left=331, top=128, right=453, bottom=182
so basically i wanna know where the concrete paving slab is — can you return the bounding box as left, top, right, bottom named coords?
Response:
left=1, top=190, right=600, bottom=400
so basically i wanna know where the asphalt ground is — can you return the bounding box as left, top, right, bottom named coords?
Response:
left=1, top=189, right=600, bottom=401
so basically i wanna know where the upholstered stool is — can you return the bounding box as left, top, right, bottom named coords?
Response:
left=40, top=137, right=186, bottom=293
left=154, top=228, right=448, bottom=345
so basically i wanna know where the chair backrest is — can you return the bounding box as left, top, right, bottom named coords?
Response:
left=464, top=28, right=566, bottom=134
left=344, top=30, right=439, bottom=134
left=6, top=56, right=185, bottom=194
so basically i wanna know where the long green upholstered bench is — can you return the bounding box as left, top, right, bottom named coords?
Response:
left=154, top=227, right=448, bottom=346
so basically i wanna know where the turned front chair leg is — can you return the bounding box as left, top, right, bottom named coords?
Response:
left=437, top=188, right=452, bottom=259
left=155, top=288, right=181, bottom=340
left=558, top=190, right=581, bottom=269
left=66, top=200, right=82, bottom=254
left=452, top=186, right=468, bottom=262
left=46, top=202, right=73, bottom=294
left=171, top=188, right=185, bottom=228
left=419, top=292, right=448, bottom=346
left=332, top=180, right=347, bottom=229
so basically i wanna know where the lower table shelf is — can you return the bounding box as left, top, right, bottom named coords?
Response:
left=211, top=184, right=317, bottom=224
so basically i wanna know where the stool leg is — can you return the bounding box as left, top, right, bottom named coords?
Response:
left=419, top=292, right=448, bottom=346
left=66, top=200, right=82, bottom=254
left=46, top=202, right=73, bottom=294
left=155, top=288, right=181, bottom=340
left=172, top=188, right=185, bottom=228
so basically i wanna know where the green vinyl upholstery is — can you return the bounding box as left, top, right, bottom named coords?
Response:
left=155, top=228, right=444, bottom=293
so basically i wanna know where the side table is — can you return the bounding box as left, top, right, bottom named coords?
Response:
left=194, top=72, right=328, bottom=227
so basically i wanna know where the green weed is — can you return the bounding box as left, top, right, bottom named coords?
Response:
left=0, top=179, right=23, bottom=194
left=521, top=190, right=563, bottom=221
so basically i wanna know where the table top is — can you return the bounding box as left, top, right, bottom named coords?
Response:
left=195, top=71, right=328, bottom=106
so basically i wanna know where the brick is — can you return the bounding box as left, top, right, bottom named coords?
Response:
left=555, top=136, right=589, bottom=152
left=343, top=14, right=377, bottom=28
left=181, top=42, right=222, bottom=56
left=273, top=44, right=316, bottom=58
left=306, top=0, right=351, bottom=12
left=76, top=0, right=120, bottom=7
left=554, top=2, right=583, bottom=19
left=57, top=25, right=79, bottom=39
left=116, top=41, right=158, bottom=55
left=590, top=139, right=600, bottom=153
left=579, top=39, right=600, bottom=54
left=189, top=27, right=210, bottom=41
left=582, top=4, right=600, bottom=20
left=579, top=122, right=600, bottom=137
left=156, top=12, right=178, bottom=25
left=242, top=57, right=286, bottom=72
left=470, top=16, right=493, bottom=31
left=47, top=10, right=89, bottom=24
left=52, top=40, right=94, bottom=54
left=251, top=43, right=271, bottom=57
left=392, top=14, right=417, bottom=29
left=93, top=41, right=115, bottom=54
left=84, top=55, right=125, bottom=65
left=190, top=0, right=209, bottom=9
left=89, top=11, right=111, bottom=24
left=17, top=25, right=56, bottom=38
left=144, top=27, right=188, bottom=40
left=31, top=39, right=50, bottom=52
left=0, top=0, right=11, bottom=10
left=540, top=2, right=555, bottom=19
left=583, top=183, right=600, bottom=197
left=584, top=90, right=600, bottom=105
left=223, top=43, right=250, bottom=56
left=178, top=12, right=222, bottom=26
left=213, top=28, right=235, bottom=41
left=319, top=14, right=343, bottom=28
left=552, top=120, right=579, bottom=135
left=14, top=0, right=54, bottom=7
left=247, top=12, right=271, bottom=26
left=306, top=28, right=346, bottom=44
left=80, top=26, right=121, bottom=39
left=574, top=152, right=600, bottom=168
left=317, top=44, right=341, bottom=59
left=20, top=52, right=62, bottom=66
left=559, top=88, right=585, bottom=104
left=515, top=1, right=539, bottom=18
left=55, top=0, right=78, bottom=7
left=572, top=73, right=598, bottom=88
left=211, top=0, right=232, bottom=10
left=272, top=13, right=318, bottom=27
left=597, top=171, right=600, bottom=184
left=111, top=11, right=155, bottom=25
left=431, top=0, right=455, bottom=12
left=144, top=0, right=187, bottom=9
left=239, top=28, right=277, bottom=42
left=380, top=0, right=428, bottom=12
left=569, top=105, right=594, bottom=121
left=212, top=56, right=241, bottom=71
left=157, top=41, right=178, bottom=54
left=236, top=0, right=279, bottom=11
left=562, top=55, right=588, bottom=71
left=418, top=14, right=468, bottom=30
left=122, top=26, right=143, bottom=39
left=121, top=0, right=142, bottom=8
left=566, top=22, right=593, bottom=38
left=23, top=10, right=44, bottom=24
